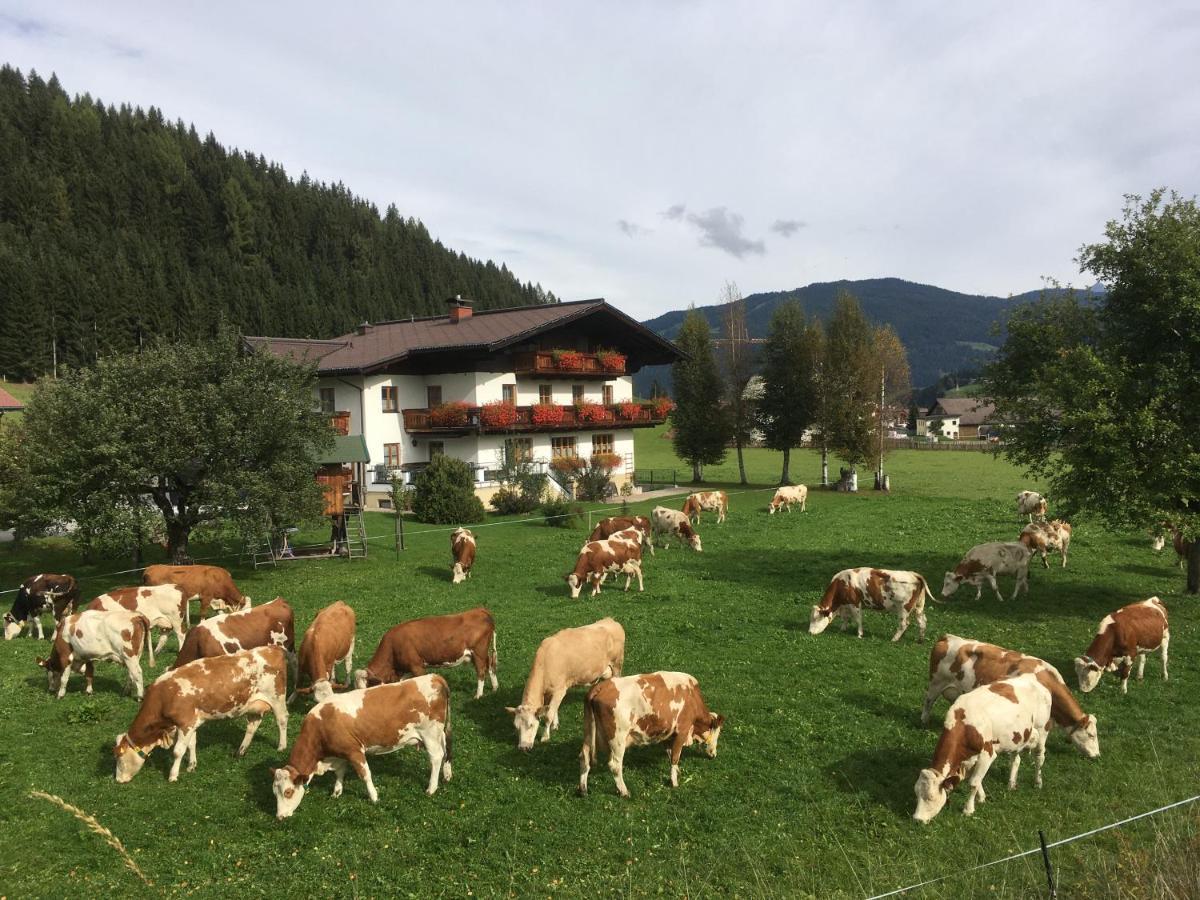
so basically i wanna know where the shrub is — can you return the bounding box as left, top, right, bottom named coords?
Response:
left=550, top=349, right=586, bottom=370
left=412, top=456, right=485, bottom=524
left=651, top=397, right=675, bottom=419
left=576, top=455, right=618, bottom=501
left=480, top=400, right=519, bottom=428
left=429, top=401, right=471, bottom=428
left=595, top=349, right=626, bottom=372
left=575, top=402, right=609, bottom=423
left=489, top=449, right=545, bottom=515
left=550, top=456, right=587, bottom=478
left=541, top=496, right=584, bottom=528
left=530, top=403, right=566, bottom=426
left=388, top=476, right=415, bottom=512
left=617, top=401, right=642, bottom=420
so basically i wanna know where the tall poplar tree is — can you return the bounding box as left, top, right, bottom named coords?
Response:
left=720, top=282, right=755, bottom=485
left=823, top=292, right=877, bottom=481
left=671, top=309, right=732, bottom=482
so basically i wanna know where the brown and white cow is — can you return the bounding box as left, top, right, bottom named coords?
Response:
left=4, top=573, right=79, bottom=640
left=295, top=601, right=356, bottom=702
left=451, top=528, right=476, bottom=584
left=921, top=635, right=1099, bottom=757
left=1016, top=490, right=1047, bottom=522
left=170, top=597, right=296, bottom=680
left=1172, top=529, right=1194, bottom=569
left=650, top=506, right=702, bottom=552
left=768, top=485, right=807, bottom=515
left=567, top=532, right=644, bottom=599
left=114, top=645, right=290, bottom=783
left=506, top=618, right=625, bottom=750
left=1075, top=597, right=1169, bottom=695
left=942, top=542, right=1032, bottom=602
left=682, top=490, right=728, bottom=524
left=1018, top=520, right=1072, bottom=569
left=143, top=564, right=249, bottom=617
left=589, top=515, right=654, bottom=556
left=272, top=674, right=452, bottom=817
left=353, top=607, right=497, bottom=699
left=37, top=608, right=154, bottom=699
left=86, top=584, right=189, bottom=654
left=808, top=568, right=931, bottom=642
left=913, top=673, right=1053, bottom=822
left=579, top=671, right=724, bottom=797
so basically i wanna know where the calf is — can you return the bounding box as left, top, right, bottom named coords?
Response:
left=354, top=607, right=497, bottom=699
left=589, top=515, right=654, bottom=556
left=579, top=671, right=724, bottom=797
left=295, top=600, right=356, bottom=702
left=1075, top=597, right=1169, bottom=694
left=942, top=542, right=1032, bottom=602
left=566, top=533, right=644, bottom=599
left=1016, top=490, right=1047, bottom=522
left=682, top=490, right=728, bottom=524
left=4, top=573, right=79, bottom=640
left=272, top=674, right=452, bottom=817
left=768, top=484, right=807, bottom=515
left=143, top=564, right=249, bottom=617
left=114, top=645, right=289, bottom=783
left=37, top=608, right=154, bottom=699
left=1018, top=520, right=1072, bottom=569
left=913, top=673, right=1053, bottom=822
left=171, top=597, right=296, bottom=680
left=505, top=618, right=625, bottom=750
left=650, top=506, right=702, bottom=551
left=450, top=528, right=476, bottom=584
left=808, top=568, right=931, bottom=642
left=86, top=584, right=189, bottom=654
left=921, top=635, right=1099, bottom=757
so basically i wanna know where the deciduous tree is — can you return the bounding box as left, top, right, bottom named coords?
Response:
left=757, top=301, right=822, bottom=484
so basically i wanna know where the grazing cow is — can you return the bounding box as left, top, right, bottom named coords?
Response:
left=4, top=573, right=79, bottom=640
left=579, top=671, right=724, bottom=797
left=294, top=601, right=356, bottom=702
left=1018, top=520, right=1073, bottom=569
left=921, top=635, right=1099, bottom=757
left=353, top=607, right=497, bottom=699
left=1151, top=533, right=1166, bottom=552
left=271, top=674, right=452, bottom=817
left=171, top=597, right=295, bottom=682
left=808, top=568, right=931, bottom=642
left=114, top=645, right=290, bottom=783
left=650, top=506, right=702, bottom=552
left=1016, top=490, right=1047, bottom=522
left=37, top=608, right=154, bottom=699
left=86, top=585, right=189, bottom=654
left=505, top=618, right=625, bottom=750
left=768, top=485, right=808, bottom=515
left=682, top=491, right=728, bottom=524
left=1075, top=597, right=1169, bottom=695
left=142, top=564, right=249, bottom=617
left=450, top=528, right=476, bottom=584
left=942, top=542, right=1032, bottom=602
left=589, top=516, right=654, bottom=556
left=566, top=533, right=644, bottom=599
left=1172, top=529, right=1194, bottom=568
left=913, top=673, right=1053, bottom=822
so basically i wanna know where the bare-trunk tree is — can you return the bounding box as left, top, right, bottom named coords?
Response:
left=720, top=281, right=755, bottom=486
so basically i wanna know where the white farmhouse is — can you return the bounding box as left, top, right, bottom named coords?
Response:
left=248, top=297, right=680, bottom=509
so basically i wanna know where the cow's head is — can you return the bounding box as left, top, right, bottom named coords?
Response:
left=311, top=679, right=336, bottom=703
left=1066, top=714, right=1100, bottom=758
left=694, top=713, right=724, bottom=758
left=35, top=654, right=64, bottom=692
left=3, top=612, right=22, bottom=640
left=941, top=572, right=964, bottom=598
left=113, top=731, right=174, bottom=782
left=808, top=605, right=835, bottom=636
left=451, top=562, right=468, bottom=585
left=1074, top=656, right=1104, bottom=693
left=271, top=765, right=312, bottom=819
left=504, top=704, right=546, bottom=751
left=352, top=668, right=380, bottom=690
left=566, top=573, right=584, bottom=599
left=768, top=497, right=782, bottom=515
left=912, top=768, right=955, bottom=823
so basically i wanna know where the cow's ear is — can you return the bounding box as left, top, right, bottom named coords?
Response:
left=268, top=767, right=278, bottom=777
left=503, top=706, right=517, bottom=715
left=712, top=714, right=726, bottom=728
left=941, top=775, right=960, bottom=792
left=35, top=656, right=46, bottom=668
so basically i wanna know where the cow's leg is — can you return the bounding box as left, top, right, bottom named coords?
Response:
left=343, top=638, right=355, bottom=684
left=963, top=752, right=994, bottom=816
left=57, top=663, right=71, bottom=699
left=578, top=728, right=593, bottom=796
left=1041, top=550, right=1049, bottom=569
left=1118, top=659, right=1132, bottom=694
left=633, top=561, right=643, bottom=592
left=543, top=689, right=568, bottom=741
left=423, top=726, right=446, bottom=796
left=125, top=659, right=144, bottom=700
left=855, top=606, right=864, bottom=639
left=1034, top=733, right=1047, bottom=789
left=1014, top=569, right=1029, bottom=600
left=86, top=661, right=96, bottom=695
left=1161, top=632, right=1170, bottom=681
left=349, top=753, right=378, bottom=803
left=237, top=715, right=263, bottom=757
left=920, top=682, right=943, bottom=725
left=1137, top=651, right=1147, bottom=681
left=668, top=733, right=687, bottom=787
left=916, top=609, right=927, bottom=643
left=186, top=729, right=199, bottom=772
left=33, top=615, right=44, bottom=640
left=609, top=741, right=630, bottom=798
left=891, top=609, right=909, bottom=642
left=329, top=758, right=350, bottom=797
left=1007, top=752, right=1021, bottom=790
left=168, top=729, right=193, bottom=781
left=473, top=655, right=487, bottom=700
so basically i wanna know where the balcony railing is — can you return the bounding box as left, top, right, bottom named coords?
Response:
left=402, top=402, right=667, bottom=434
left=512, top=350, right=626, bottom=378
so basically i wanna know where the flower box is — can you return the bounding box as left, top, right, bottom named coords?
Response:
left=429, top=401, right=471, bottom=428
left=617, top=401, right=642, bottom=420
left=480, top=400, right=519, bottom=428
left=530, top=403, right=567, bottom=426
left=551, top=349, right=586, bottom=371
left=590, top=452, right=621, bottom=470
left=575, top=402, right=609, bottom=423
left=595, top=349, right=626, bottom=372
left=651, top=397, right=675, bottom=419
left=550, top=456, right=587, bottom=476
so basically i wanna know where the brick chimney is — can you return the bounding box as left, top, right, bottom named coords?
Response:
left=447, top=295, right=473, bottom=323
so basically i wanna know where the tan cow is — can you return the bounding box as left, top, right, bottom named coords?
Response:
left=143, top=564, right=249, bottom=617
left=170, top=598, right=296, bottom=687
left=589, top=516, right=654, bottom=556
left=942, top=542, right=1032, bottom=602
left=37, top=608, right=154, bottom=699
left=505, top=618, right=625, bottom=750
left=921, top=635, right=1099, bottom=758
left=1018, top=520, right=1072, bottom=569
left=451, top=528, right=476, bottom=584
left=650, top=506, right=702, bottom=551
left=808, top=568, right=931, bottom=642
left=1016, top=490, right=1047, bottom=523
left=114, top=645, right=290, bottom=783
left=566, top=533, right=644, bottom=598
left=272, top=674, right=452, bottom=817
left=579, top=671, right=724, bottom=797
left=768, top=485, right=807, bottom=515
left=1075, top=597, right=1169, bottom=694
left=353, top=607, right=497, bottom=699
left=294, top=601, right=356, bottom=702
left=1172, top=529, right=1194, bottom=568
left=682, top=491, right=728, bottom=524
left=86, top=584, right=189, bottom=654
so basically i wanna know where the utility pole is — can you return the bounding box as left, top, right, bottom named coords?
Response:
left=875, top=364, right=885, bottom=489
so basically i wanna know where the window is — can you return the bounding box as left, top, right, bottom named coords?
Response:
left=426, top=385, right=442, bottom=408
left=551, top=436, right=577, bottom=458
left=384, top=443, right=401, bottom=469
left=381, top=385, right=398, bottom=412
left=572, top=384, right=585, bottom=404
left=502, top=384, right=516, bottom=405
left=429, top=441, right=445, bottom=460
left=504, top=437, right=533, bottom=462
left=602, top=384, right=614, bottom=406
left=318, top=387, right=335, bottom=414
left=538, top=384, right=553, bottom=405
left=592, top=433, right=614, bottom=456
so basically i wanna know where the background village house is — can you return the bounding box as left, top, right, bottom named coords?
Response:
left=915, top=397, right=997, bottom=440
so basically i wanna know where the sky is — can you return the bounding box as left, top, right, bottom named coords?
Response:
left=2, top=2, right=1199, bottom=319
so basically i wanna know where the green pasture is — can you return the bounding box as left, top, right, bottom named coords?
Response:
left=0, top=432, right=1196, bottom=898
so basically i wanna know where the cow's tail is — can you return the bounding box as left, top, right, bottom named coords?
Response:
left=489, top=629, right=498, bottom=675
left=443, top=691, right=454, bottom=766
left=137, top=614, right=155, bottom=667
left=921, top=576, right=945, bottom=605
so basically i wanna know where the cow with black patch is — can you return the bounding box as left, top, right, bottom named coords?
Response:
left=808, top=567, right=931, bottom=642
left=1075, top=597, right=1169, bottom=694
left=353, top=607, right=497, bottom=699
left=37, top=607, right=154, bottom=699
left=4, top=573, right=79, bottom=640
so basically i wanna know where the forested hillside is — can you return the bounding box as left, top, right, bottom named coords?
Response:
left=0, top=66, right=554, bottom=380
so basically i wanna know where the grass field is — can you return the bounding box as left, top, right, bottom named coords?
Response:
left=1, top=430, right=1197, bottom=898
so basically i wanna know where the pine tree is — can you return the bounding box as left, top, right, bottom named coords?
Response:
left=671, top=309, right=732, bottom=482
left=757, top=301, right=822, bottom=484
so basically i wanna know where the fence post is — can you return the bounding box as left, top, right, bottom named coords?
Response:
left=1038, top=830, right=1057, bottom=899
left=395, top=512, right=405, bottom=554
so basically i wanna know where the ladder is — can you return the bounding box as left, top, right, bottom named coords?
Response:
left=345, top=506, right=368, bottom=560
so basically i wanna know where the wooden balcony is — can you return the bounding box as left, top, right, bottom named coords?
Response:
left=402, top=402, right=667, bottom=434
left=512, top=350, right=626, bottom=378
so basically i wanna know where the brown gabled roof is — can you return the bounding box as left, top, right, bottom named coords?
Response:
left=926, top=397, right=995, bottom=425
left=0, top=387, right=24, bottom=411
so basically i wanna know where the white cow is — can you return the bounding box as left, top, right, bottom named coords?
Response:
left=808, top=567, right=931, bottom=642
left=650, top=506, right=702, bottom=551
left=1016, top=490, right=1046, bottom=522
left=942, top=542, right=1033, bottom=601
left=769, top=485, right=808, bottom=515
left=37, top=608, right=154, bottom=699
left=86, top=584, right=189, bottom=653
